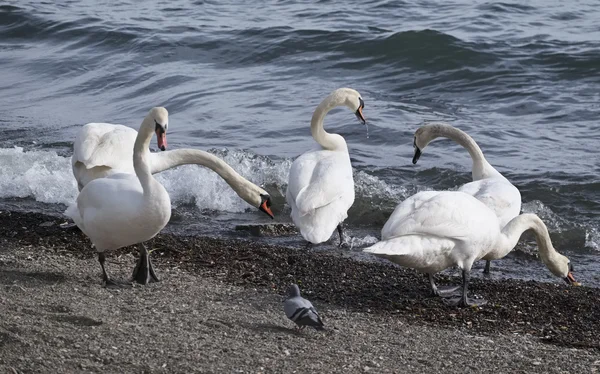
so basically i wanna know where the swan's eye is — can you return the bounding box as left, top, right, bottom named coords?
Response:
left=154, top=120, right=166, bottom=134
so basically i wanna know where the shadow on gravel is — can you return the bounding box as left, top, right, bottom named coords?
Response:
left=0, top=269, right=66, bottom=287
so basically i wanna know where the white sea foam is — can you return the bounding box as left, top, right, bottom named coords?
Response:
left=522, top=200, right=599, bottom=251
left=585, top=227, right=600, bottom=251
left=0, top=146, right=403, bottom=215
left=3, top=146, right=596, bottom=251
left=349, top=234, right=379, bottom=249
left=0, top=147, right=78, bottom=204
left=155, top=149, right=292, bottom=212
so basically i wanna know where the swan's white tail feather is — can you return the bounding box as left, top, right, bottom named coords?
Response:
left=64, top=202, right=84, bottom=231
left=363, top=236, right=414, bottom=256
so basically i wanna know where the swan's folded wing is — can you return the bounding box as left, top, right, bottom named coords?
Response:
left=382, top=191, right=479, bottom=241
left=292, top=153, right=353, bottom=216
left=364, top=234, right=456, bottom=258
left=459, top=179, right=521, bottom=227
left=73, top=123, right=137, bottom=170
left=76, top=173, right=142, bottom=211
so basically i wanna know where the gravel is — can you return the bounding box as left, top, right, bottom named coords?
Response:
left=1, top=210, right=599, bottom=373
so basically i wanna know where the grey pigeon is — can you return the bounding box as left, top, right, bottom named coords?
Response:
left=283, top=284, right=325, bottom=330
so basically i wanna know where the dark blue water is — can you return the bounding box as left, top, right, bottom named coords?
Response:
left=0, top=0, right=598, bottom=286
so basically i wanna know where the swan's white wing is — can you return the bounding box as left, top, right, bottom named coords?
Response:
left=381, top=191, right=491, bottom=242
left=459, top=178, right=521, bottom=228
left=287, top=150, right=353, bottom=216
left=364, top=234, right=457, bottom=272
left=368, top=191, right=500, bottom=272
left=72, top=123, right=138, bottom=189
left=74, top=173, right=143, bottom=213
left=72, top=123, right=137, bottom=170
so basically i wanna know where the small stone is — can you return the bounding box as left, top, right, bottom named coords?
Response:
left=533, top=361, right=541, bottom=366
left=284, top=349, right=290, bottom=356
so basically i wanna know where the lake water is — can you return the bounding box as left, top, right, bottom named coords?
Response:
left=0, top=0, right=598, bottom=286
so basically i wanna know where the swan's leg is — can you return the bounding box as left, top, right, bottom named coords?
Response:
left=443, top=269, right=487, bottom=307
left=304, top=241, right=313, bottom=249
left=337, top=223, right=349, bottom=248
left=98, top=252, right=130, bottom=288
left=131, top=243, right=160, bottom=285
left=483, top=260, right=491, bottom=274
left=428, top=273, right=461, bottom=297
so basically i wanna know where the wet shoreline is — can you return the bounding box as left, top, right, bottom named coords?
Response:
left=1, top=209, right=599, bottom=353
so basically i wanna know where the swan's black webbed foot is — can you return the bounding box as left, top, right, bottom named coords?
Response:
left=434, top=285, right=463, bottom=298
left=442, top=269, right=487, bottom=307
left=98, top=252, right=131, bottom=288
left=132, top=243, right=160, bottom=285
left=443, top=295, right=488, bottom=307
left=103, top=278, right=132, bottom=289
left=428, top=273, right=462, bottom=297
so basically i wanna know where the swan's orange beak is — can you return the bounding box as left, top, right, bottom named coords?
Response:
left=564, top=272, right=581, bottom=286
left=259, top=195, right=274, bottom=219
left=155, top=130, right=167, bottom=151
left=355, top=97, right=366, bottom=124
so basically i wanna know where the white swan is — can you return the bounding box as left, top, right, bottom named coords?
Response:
left=285, top=88, right=366, bottom=246
left=66, top=107, right=172, bottom=287
left=363, top=190, right=578, bottom=307
left=71, top=123, right=274, bottom=218
left=412, top=123, right=522, bottom=274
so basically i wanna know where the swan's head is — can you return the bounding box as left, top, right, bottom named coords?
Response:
left=412, top=123, right=448, bottom=164
left=330, top=87, right=366, bottom=124
left=150, top=107, right=168, bottom=151
left=548, top=254, right=580, bottom=286
left=236, top=182, right=274, bottom=219
left=258, top=193, right=275, bottom=219
left=412, top=125, right=434, bottom=164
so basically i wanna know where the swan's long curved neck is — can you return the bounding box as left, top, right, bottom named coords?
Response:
left=492, top=213, right=556, bottom=264
left=133, top=117, right=156, bottom=193
left=150, top=149, right=252, bottom=195
left=310, top=97, right=344, bottom=151
left=431, top=125, right=500, bottom=180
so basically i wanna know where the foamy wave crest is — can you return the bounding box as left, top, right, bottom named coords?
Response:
left=0, top=147, right=78, bottom=204
left=521, top=200, right=568, bottom=232
left=354, top=170, right=409, bottom=206
left=349, top=235, right=379, bottom=249
left=585, top=228, right=600, bottom=251
left=0, top=146, right=410, bottom=218
left=156, top=148, right=292, bottom=213
left=522, top=200, right=599, bottom=251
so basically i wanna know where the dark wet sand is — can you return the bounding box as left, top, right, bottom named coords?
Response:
left=1, top=210, right=599, bottom=373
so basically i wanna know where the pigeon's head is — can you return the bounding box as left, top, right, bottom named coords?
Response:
left=286, top=284, right=301, bottom=299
